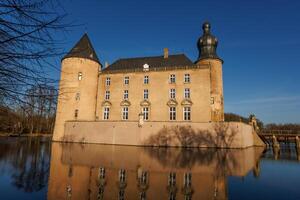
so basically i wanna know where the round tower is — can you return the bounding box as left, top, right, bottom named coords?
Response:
left=196, top=22, right=224, bottom=122
left=53, top=34, right=101, bottom=141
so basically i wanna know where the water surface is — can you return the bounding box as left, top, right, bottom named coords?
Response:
left=0, top=137, right=299, bottom=199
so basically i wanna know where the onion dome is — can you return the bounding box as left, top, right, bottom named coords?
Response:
left=197, top=22, right=222, bottom=62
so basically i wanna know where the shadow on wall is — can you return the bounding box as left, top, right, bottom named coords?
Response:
left=143, top=123, right=238, bottom=148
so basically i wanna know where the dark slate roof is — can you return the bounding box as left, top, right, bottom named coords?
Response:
left=103, top=54, right=194, bottom=71
left=63, top=33, right=101, bottom=64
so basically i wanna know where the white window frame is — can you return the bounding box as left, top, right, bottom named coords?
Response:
left=142, top=107, right=149, bottom=121
left=183, top=107, right=191, bottom=121
left=78, top=72, right=82, bottom=81
left=143, top=89, right=149, bottom=99
left=122, top=107, right=129, bottom=120
left=184, top=74, right=190, bottom=83
left=106, top=77, right=111, bottom=86
left=169, top=74, right=176, bottom=83
left=144, top=75, right=149, bottom=84
left=170, top=88, right=176, bottom=99
left=169, top=107, right=176, bottom=120
left=105, top=91, right=110, bottom=100
left=124, top=76, right=129, bottom=85
left=184, top=88, right=190, bottom=99
left=123, top=90, right=128, bottom=100
left=103, top=107, right=110, bottom=120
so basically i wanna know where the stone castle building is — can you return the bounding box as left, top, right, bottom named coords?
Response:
left=53, top=22, right=224, bottom=141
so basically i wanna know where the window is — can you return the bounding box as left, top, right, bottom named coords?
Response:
left=169, top=74, right=176, bottom=83
left=184, top=88, right=190, bottom=99
left=122, top=107, right=128, bottom=120
left=74, top=109, right=78, bottom=118
left=106, top=77, right=111, bottom=86
left=143, top=89, right=149, bottom=99
left=170, top=88, right=176, bottom=99
left=75, top=92, right=80, bottom=101
left=142, top=107, right=149, bottom=120
left=124, top=76, right=129, bottom=85
left=78, top=72, right=82, bottom=81
left=123, top=90, right=128, bottom=99
left=144, top=75, right=149, bottom=84
left=184, top=74, right=190, bottom=83
left=183, top=107, right=191, bottom=121
left=105, top=91, right=110, bottom=100
left=210, top=97, right=214, bottom=105
left=169, top=107, right=176, bottom=120
left=103, top=107, right=110, bottom=120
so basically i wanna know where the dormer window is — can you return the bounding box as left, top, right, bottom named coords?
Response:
left=78, top=72, right=82, bottom=81
left=143, top=63, right=149, bottom=72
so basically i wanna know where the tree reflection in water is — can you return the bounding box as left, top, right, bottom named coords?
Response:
left=0, top=137, right=51, bottom=192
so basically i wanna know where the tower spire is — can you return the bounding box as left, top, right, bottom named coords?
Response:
left=63, top=33, right=101, bottom=65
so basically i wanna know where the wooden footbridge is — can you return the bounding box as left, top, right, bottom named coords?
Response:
left=258, top=130, right=300, bottom=147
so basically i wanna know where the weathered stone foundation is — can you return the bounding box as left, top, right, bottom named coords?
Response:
left=53, top=121, right=265, bottom=148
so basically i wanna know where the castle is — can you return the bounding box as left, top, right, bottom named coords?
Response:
left=53, top=22, right=264, bottom=148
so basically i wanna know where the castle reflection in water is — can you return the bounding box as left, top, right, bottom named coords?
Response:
left=47, top=143, right=264, bottom=200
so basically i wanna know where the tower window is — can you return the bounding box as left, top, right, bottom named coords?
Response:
left=124, top=76, right=129, bottom=85
left=169, top=107, right=176, bottom=120
left=170, top=88, right=176, bottom=99
left=184, top=88, right=190, bottom=99
left=75, top=92, right=80, bottom=101
left=106, top=77, right=111, bottom=86
left=144, top=75, right=149, bottom=84
left=169, top=74, right=176, bottom=83
left=122, top=107, right=129, bottom=120
left=74, top=109, right=78, bottom=119
left=211, top=97, right=214, bottom=105
left=184, top=74, right=190, bottom=83
left=103, top=107, right=110, bottom=120
left=183, top=107, right=191, bottom=121
left=123, top=90, right=128, bottom=99
left=78, top=72, right=82, bottom=81
left=105, top=91, right=110, bottom=100
left=143, top=89, right=149, bottom=99
left=142, top=107, right=149, bottom=120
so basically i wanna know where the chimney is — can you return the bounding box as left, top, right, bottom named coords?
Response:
left=164, top=48, right=169, bottom=59
left=105, top=61, right=109, bottom=68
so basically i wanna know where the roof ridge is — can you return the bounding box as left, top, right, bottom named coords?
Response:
left=118, top=53, right=186, bottom=61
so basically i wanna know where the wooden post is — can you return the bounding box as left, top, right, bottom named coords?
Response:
left=272, top=135, right=280, bottom=149
left=296, top=136, right=300, bottom=149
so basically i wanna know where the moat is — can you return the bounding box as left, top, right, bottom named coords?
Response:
left=0, top=137, right=299, bottom=200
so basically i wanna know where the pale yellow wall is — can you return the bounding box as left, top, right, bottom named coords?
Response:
left=96, top=66, right=212, bottom=122
left=53, top=57, right=100, bottom=141
left=197, top=59, right=224, bottom=121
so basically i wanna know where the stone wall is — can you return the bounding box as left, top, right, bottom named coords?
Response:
left=96, top=66, right=212, bottom=122
left=59, top=121, right=263, bottom=148
left=53, top=58, right=100, bottom=141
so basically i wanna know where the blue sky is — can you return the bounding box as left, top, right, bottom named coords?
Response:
left=56, top=0, right=300, bottom=124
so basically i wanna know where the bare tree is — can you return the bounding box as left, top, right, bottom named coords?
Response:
left=0, top=0, right=70, bottom=105
left=0, top=0, right=71, bottom=134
